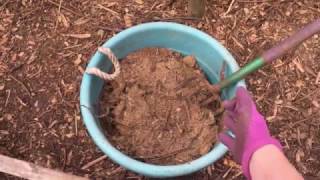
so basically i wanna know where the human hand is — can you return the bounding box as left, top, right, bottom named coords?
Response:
left=219, top=87, right=282, bottom=178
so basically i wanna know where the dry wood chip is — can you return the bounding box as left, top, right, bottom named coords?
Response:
left=124, top=14, right=133, bottom=28
left=63, top=33, right=91, bottom=39
left=74, top=54, right=82, bottom=65
left=182, top=56, right=196, bottom=68
left=0, top=83, right=4, bottom=90
left=275, top=99, right=283, bottom=105
left=73, top=18, right=90, bottom=26
left=295, top=148, right=305, bottom=163
left=293, top=58, right=305, bottom=73
left=66, top=150, right=73, bottom=166
left=78, top=66, right=85, bottom=74
left=4, top=114, right=13, bottom=121
left=15, top=35, right=23, bottom=40
left=0, top=130, right=9, bottom=135
left=295, top=80, right=304, bottom=88
left=316, top=72, right=320, bottom=84
left=59, top=13, right=70, bottom=28
left=97, top=4, right=120, bottom=15
left=135, top=0, right=144, bottom=5
left=0, top=35, right=8, bottom=45
left=104, top=2, right=117, bottom=7
left=306, top=138, right=313, bottom=150
left=27, top=53, right=37, bottom=64
left=223, top=158, right=241, bottom=169
left=18, top=52, right=24, bottom=57
left=312, top=100, right=319, bottom=108
left=266, top=105, right=278, bottom=122
left=81, top=155, right=107, bottom=170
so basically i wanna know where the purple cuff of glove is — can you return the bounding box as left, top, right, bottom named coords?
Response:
left=242, top=137, right=282, bottom=180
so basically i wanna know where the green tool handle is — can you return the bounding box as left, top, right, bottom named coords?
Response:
left=216, top=18, right=320, bottom=91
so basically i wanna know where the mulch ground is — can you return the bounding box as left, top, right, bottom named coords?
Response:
left=0, top=0, right=319, bottom=179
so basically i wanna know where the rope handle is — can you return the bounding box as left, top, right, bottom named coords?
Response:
left=85, top=47, right=121, bottom=81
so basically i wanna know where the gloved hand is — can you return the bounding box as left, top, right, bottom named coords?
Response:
left=219, top=87, right=282, bottom=179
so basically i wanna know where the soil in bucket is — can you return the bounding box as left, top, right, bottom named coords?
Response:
left=99, top=48, right=224, bottom=165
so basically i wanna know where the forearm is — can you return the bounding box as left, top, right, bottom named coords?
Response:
left=249, top=145, right=303, bottom=180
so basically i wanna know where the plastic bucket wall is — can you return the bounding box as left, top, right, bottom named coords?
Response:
left=80, top=22, right=245, bottom=178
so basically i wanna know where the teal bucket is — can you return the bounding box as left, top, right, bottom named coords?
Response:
left=80, top=22, right=245, bottom=178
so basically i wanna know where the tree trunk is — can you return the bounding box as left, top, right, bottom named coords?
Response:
left=188, top=0, right=205, bottom=18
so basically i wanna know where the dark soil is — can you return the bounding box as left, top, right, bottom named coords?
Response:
left=100, top=48, right=222, bottom=165
left=1, top=0, right=320, bottom=179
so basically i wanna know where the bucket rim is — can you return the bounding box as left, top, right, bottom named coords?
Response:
left=80, top=22, right=245, bottom=178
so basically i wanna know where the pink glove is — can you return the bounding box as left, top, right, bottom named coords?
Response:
left=219, top=87, right=282, bottom=179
